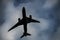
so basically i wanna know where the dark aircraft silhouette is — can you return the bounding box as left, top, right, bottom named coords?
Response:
left=8, top=7, right=40, bottom=38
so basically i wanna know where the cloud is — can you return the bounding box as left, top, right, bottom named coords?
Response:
left=1, top=0, right=60, bottom=40
left=43, top=0, right=58, bottom=9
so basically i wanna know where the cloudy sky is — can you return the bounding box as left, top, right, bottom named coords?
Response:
left=0, top=0, right=60, bottom=40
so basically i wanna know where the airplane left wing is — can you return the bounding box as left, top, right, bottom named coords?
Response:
left=8, top=22, right=22, bottom=32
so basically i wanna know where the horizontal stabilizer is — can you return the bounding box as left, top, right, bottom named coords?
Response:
left=20, top=33, right=31, bottom=38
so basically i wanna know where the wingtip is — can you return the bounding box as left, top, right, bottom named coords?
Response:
left=8, top=30, right=10, bottom=32
left=39, top=21, right=40, bottom=23
left=8, top=29, right=11, bottom=32
left=38, top=21, right=40, bottom=23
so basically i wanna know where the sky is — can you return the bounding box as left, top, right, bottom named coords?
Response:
left=0, top=0, right=60, bottom=40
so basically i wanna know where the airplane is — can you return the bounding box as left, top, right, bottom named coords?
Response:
left=8, top=7, right=40, bottom=38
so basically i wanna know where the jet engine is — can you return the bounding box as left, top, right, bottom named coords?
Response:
left=29, top=15, right=32, bottom=19
left=18, top=18, right=21, bottom=21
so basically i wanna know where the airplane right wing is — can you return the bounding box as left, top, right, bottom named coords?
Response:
left=26, top=17, right=40, bottom=23
left=8, top=22, right=22, bottom=32
left=31, top=19, right=40, bottom=23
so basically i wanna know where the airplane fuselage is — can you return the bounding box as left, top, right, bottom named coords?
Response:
left=19, top=17, right=31, bottom=25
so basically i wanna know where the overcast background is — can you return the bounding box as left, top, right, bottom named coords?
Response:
left=0, top=0, right=60, bottom=40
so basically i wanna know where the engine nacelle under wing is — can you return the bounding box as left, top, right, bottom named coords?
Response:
left=29, top=15, right=32, bottom=19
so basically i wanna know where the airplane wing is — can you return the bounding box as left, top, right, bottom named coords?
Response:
left=26, top=17, right=40, bottom=23
left=8, top=22, right=22, bottom=32
left=31, top=19, right=40, bottom=23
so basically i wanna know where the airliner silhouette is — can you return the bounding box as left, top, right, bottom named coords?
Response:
left=8, top=7, right=40, bottom=38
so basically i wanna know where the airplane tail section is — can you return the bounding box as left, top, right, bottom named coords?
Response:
left=20, top=33, right=31, bottom=38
